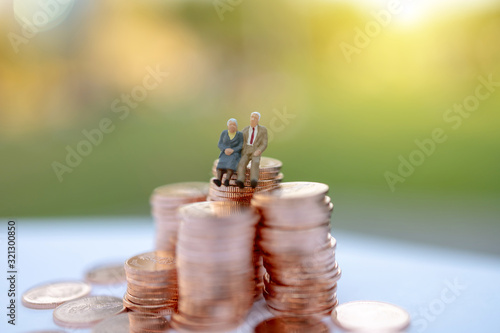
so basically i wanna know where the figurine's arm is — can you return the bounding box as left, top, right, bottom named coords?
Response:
left=255, top=127, right=268, bottom=154
left=217, top=131, right=226, bottom=152
left=233, top=133, right=243, bottom=153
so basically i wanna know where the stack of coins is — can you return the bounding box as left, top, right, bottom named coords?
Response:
left=208, top=156, right=283, bottom=301
left=171, top=201, right=259, bottom=332
left=253, top=242, right=266, bottom=301
left=123, top=251, right=177, bottom=316
left=252, top=182, right=341, bottom=317
left=150, top=182, right=209, bottom=252
left=207, top=157, right=283, bottom=205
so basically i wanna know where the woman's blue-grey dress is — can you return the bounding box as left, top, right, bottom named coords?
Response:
left=217, top=130, right=243, bottom=171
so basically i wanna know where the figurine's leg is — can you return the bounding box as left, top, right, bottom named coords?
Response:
left=236, top=154, right=250, bottom=188
left=224, top=170, right=234, bottom=187
left=213, top=169, right=224, bottom=187
left=250, top=155, right=260, bottom=188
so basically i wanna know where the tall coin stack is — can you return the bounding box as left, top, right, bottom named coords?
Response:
left=252, top=182, right=341, bottom=317
left=171, top=201, right=260, bottom=332
left=207, top=157, right=283, bottom=205
left=207, top=156, right=283, bottom=301
left=150, top=182, right=209, bottom=252
left=123, top=251, right=178, bottom=316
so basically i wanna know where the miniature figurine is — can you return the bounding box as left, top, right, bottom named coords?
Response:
left=236, top=112, right=268, bottom=189
left=214, top=118, right=244, bottom=187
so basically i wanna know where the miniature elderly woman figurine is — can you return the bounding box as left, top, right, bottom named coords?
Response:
left=213, top=118, right=244, bottom=187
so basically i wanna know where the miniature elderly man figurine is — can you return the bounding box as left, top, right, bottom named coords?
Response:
left=214, top=118, right=244, bottom=187
left=236, top=112, right=268, bottom=189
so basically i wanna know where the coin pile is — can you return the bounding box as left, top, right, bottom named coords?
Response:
left=171, top=201, right=259, bottom=332
left=150, top=182, right=209, bottom=252
left=92, top=312, right=170, bottom=333
left=207, top=157, right=283, bottom=205
left=252, top=182, right=341, bottom=317
left=123, top=251, right=178, bottom=316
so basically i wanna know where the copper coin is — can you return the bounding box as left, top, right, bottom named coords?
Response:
left=22, top=281, right=92, bottom=309
left=92, top=312, right=170, bottom=332
left=125, top=251, right=176, bottom=274
left=53, top=296, right=124, bottom=328
left=151, top=182, right=209, bottom=201
left=253, top=182, right=329, bottom=203
left=332, top=300, right=411, bottom=332
left=85, top=263, right=126, bottom=285
left=122, top=294, right=176, bottom=315
left=254, top=316, right=329, bottom=333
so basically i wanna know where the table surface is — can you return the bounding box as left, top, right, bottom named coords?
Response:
left=1, top=217, right=499, bottom=333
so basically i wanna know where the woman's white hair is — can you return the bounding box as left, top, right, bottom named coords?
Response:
left=251, top=112, right=261, bottom=120
left=227, top=118, right=238, bottom=126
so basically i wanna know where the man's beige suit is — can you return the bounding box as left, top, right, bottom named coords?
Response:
left=237, top=124, right=268, bottom=184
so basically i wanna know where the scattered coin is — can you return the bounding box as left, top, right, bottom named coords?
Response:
left=22, top=281, right=92, bottom=309
left=92, top=312, right=170, bottom=333
left=254, top=316, right=330, bottom=333
left=85, top=263, right=126, bottom=285
left=331, top=300, right=411, bottom=332
left=53, top=295, right=125, bottom=328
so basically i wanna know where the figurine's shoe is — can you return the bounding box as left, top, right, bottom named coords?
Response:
left=213, top=179, right=222, bottom=187
left=224, top=179, right=230, bottom=187
left=250, top=179, right=258, bottom=189
left=236, top=180, right=245, bottom=189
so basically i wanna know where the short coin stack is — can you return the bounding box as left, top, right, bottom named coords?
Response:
left=123, top=251, right=178, bottom=316
left=207, top=157, right=283, bottom=205
left=252, top=182, right=341, bottom=317
left=171, top=201, right=259, bottom=332
left=150, top=182, right=209, bottom=252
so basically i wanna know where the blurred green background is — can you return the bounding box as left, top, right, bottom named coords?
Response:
left=1, top=0, right=499, bottom=253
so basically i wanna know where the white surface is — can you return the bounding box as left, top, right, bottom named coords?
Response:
left=1, top=218, right=499, bottom=333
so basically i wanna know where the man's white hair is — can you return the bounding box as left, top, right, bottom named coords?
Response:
left=227, top=118, right=238, bottom=126
left=251, top=112, right=261, bottom=120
